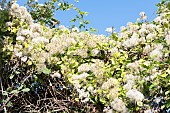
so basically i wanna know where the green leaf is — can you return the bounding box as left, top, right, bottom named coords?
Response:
left=75, top=98, right=79, bottom=101
left=52, top=0, right=59, bottom=2
left=15, top=71, right=20, bottom=74
left=161, top=105, right=165, bottom=109
left=22, top=88, right=30, bottom=92
left=7, top=101, right=12, bottom=107
left=11, top=90, right=19, bottom=94
left=160, top=73, right=168, bottom=78
left=2, top=91, right=8, bottom=96
left=70, top=18, right=76, bottom=22
left=165, top=91, right=170, bottom=95
left=43, top=68, right=51, bottom=74
left=18, top=84, right=24, bottom=90
left=27, top=60, right=32, bottom=65
left=165, top=100, right=170, bottom=108
left=137, top=101, right=143, bottom=106
left=168, top=2, right=170, bottom=10
left=100, top=98, right=106, bottom=104
left=84, top=20, right=90, bottom=24
left=23, top=42, right=28, bottom=48
left=9, top=74, right=14, bottom=79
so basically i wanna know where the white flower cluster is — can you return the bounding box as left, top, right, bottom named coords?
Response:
left=123, top=33, right=141, bottom=48
left=72, top=72, right=89, bottom=80
left=126, top=89, right=144, bottom=102
left=139, top=12, right=147, bottom=20
left=103, top=98, right=129, bottom=113
left=111, top=98, right=129, bottom=113
left=123, top=74, right=134, bottom=89
left=9, top=2, right=33, bottom=24
left=50, top=72, right=61, bottom=78
left=78, top=63, right=90, bottom=73
left=149, top=44, right=163, bottom=61
left=101, top=78, right=119, bottom=100
left=165, top=34, right=170, bottom=45
left=70, top=72, right=91, bottom=102
left=90, top=59, right=105, bottom=79
left=126, top=60, right=144, bottom=73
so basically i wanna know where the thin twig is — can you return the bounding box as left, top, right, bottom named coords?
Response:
left=0, top=76, right=7, bottom=113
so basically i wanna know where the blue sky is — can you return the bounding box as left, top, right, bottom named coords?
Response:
left=17, top=0, right=161, bottom=35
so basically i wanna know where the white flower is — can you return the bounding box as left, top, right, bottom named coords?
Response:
left=150, top=72, right=161, bottom=80
left=101, top=78, right=119, bottom=89
left=91, top=49, right=100, bottom=56
left=75, top=48, right=88, bottom=58
left=143, top=45, right=151, bottom=54
left=165, top=34, right=170, bottom=45
left=59, top=25, right=69, bottom=31
left=136, top=18, right=140, bottom=22
left=166, top=69, right=170, bottom=74
left=143, top=16, right=147, bottom=20
left=111, top=98, right=128, bottom=113
left=109, top=47, right=118, bottom=55
left=139, top=12, right=147, bottom=20
left=129, top=25, right=140, bottom=32
left=21, top=56, right=28, bottom=62
left=126, top=89, right=144, bottom=102
left=139, top=28, right=148, bottom=37
left=144, top=109, right=152, bottom=113
left=103, top=106, right=112, bottom=113
left=6, top=22, right=12, bottom=27
left=32, top=37, right=49, bottom=44
left=127, top=22, right=133, bottom=27
left=105, top=27, right=113, bottom=33
left=19, top=6, right=27, bottom=15
left=155, top=44, right=163, bottom=50
left=11, top=3, right=19, bottom=10
left=72, top=27, right=79, bottom=32
left=143, top=61, right=150, bottom=66
left=146, top=33, right=156, bottom=40
left=139, top=12, right=145, bottom=17
left=123, top=36, right=141, bottom=48
left=78, top=63, right=90, bottom=73
left=77, top=89, right=89, bottom=103
left=87, top=40, right=97, bottom=47
left=147, top=24, right=157, bottom=31
left=16, top=36, right=25, bottom=41
left=72, top=72, right=89, bottom=80
left=79, top=72, right=89, bottom=79
left=30, top=23, right=42, bottom=33
left=154, top=16, right=161, bottom=22
left=149, top=49, right=162, bottom=61
left=126, top=61, right=140, bottom=71
left=15, top=52, right=22, bottom=57
left=87, top=85, right=94, bottom=92
left=120, top=26, right=126, bottom=31
left=123, top=80, right=134, bottom=90
left=73, top=80, right=81, bottom=89
left=124, top=74, right=136, bottom=81
left=51, top=72, right=61, bottom=78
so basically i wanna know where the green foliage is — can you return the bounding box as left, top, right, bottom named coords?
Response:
left=26, top=0, right=90, bottom=30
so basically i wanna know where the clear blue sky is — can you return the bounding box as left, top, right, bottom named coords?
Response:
left=17, top=0, right=161, bottom=35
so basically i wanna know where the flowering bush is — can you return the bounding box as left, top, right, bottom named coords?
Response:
left=0, top=0, right=170, bottom=112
